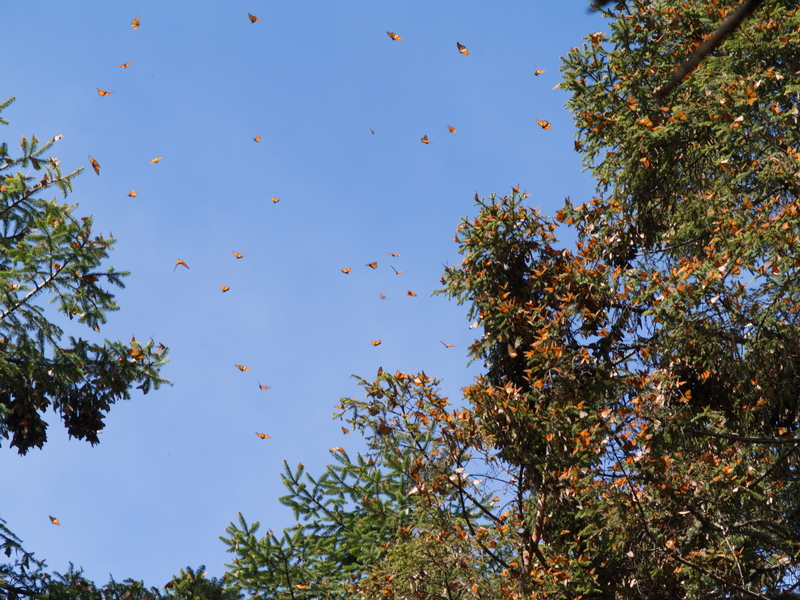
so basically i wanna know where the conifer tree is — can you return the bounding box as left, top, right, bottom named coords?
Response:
left=226, top=1, right=800, bottom=598
left=0, top=96, right=169, bottom=455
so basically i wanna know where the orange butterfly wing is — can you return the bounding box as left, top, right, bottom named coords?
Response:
left=174, top=259, right=189, bottom=271
left=391, top=266, right=405, bottom=275
left=271, top=197, right=280, bottom=203
left=128, top=190, right=136, bottom=197
left=220, top=285, right=230, bottom=292
left=49, top=516, right=60, bottom=526
left=255, top=432, right=270, bottom=439
left=254, top=135, right=261, bottom=142
left=257, top=381, right=270, bottom=390
left=386, top=252, right=400, bottom=257
left=131, top=16, right=140, bottom=30
left=421, top=135, right=432, bottom=144
left=233, top=251, right=244, bottom=258
left=118, top=62, right=131, bottom=68
left=536, top=120, right=551, bottom=130
left=447, top=125, right=456, bottom=133
left=235, top=364, right=250, bottom=371
left=371, top=340, right=381, bottom=346
left=150, top=157, right=162, bottom=163
left=88, top=156, right=100, bottom=175
left=341, top=268, right=351, bottom=274
left=457, top=42, right=469, bottom=55
left=534, top=69, right=545, bottom=76
left=97, top=89, right=114, bottom=96
left=386, top=31, right=402, bottom=40
left=407, top=290, right=417, bottom=297
left=248, top=13, right=259, bottom=23
left=440, top=341, right=455, bottom=348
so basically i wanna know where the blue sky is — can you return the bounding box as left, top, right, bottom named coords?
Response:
left=2, top=0, right=604, bottom=587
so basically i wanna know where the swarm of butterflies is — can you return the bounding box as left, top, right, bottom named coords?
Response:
left=62, top=13, right=552, bottom=466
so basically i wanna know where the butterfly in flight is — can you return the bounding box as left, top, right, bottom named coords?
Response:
left=386, top=252, right=400, bottom=257
left=379, top=294, right=387, bottom=300
left=371, top=340, right=382, bottom=346
left=257, top=381, right=270, bottom=390
left=88, top=156, right=100, bottom=175
left=118, top=62, right=131, bottom=68
left=97, top=89, right=113, bottom=96
left=254, top=135, right=261, bottom=142
left=447, top=125, right=457, bottom=133
left=440, top=341, right=456, bottom=348
left=341, top=268, right=351, bottom=274
left=248, top=13, right=259, bottom=23
left=49, top=516, right=60, bottom=525
left=534, top=69, right=546, bottom=76
left=330, top=446, right=345, bottom=454
left=342, top=427, right=350, bottom=434
left=128, top=190, right=137, bottom=197
left=407, top=290, right=417, bottom=297
left=255, top=432, right=270, bottom=439
left=386, top=31, right=403, bottom=40
left=421, top=135, right=432, bottom=144
left=174, top=259, right=189, bottom=271
left=150, top=157, right=162, bottom=163
left=366, top=262, right=377, bottom=269
left=512, top=184, right=520, bottom=193
left=536, top=120, right=551, bottom=130
left=233, top=251, right=244, bottom=259
left=391, top=266, right=405, bottom=275
left=457, top=42, right=469, bottom=55
left=131, top=16, right=140, bottom=30
left=370, top=128, right=376, bottom=134
left=235, top=364, right=251, bottom=371
left=220, top=285, right=230, bottom=292
left=271, top=197, right=280, bottom=203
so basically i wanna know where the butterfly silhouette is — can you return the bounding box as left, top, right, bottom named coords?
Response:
left=386, top=252, right=400, bottom=257
left=421, top=135, right=432, bottom=144
left=248, top=13, right=259, bottom=23
left=386, top=31, right=402, bottom=40
left=440, top=341, right=456, bottom=348
left=271, top=197, right=280, bottom=203
left=407, top=290, right=417, bottom=297
left=88, top=156, right=100, bottom=175
left=370, top=128, right=376, bottom=134
left=97, top=89, right=113, bottom=96
left=257, top=381, right=270, bottom=390
left=391, top=266, right=405, bottom=275
left=366, top=262, right=377, bottom=269
left=457, top=42, right=469, bottom=55
left=534, top=69, right=545, bottom=76
left=118, top=62, right=131, bottom=68
left=49, top=516, right=60, bottom=526
left=341, top=268, right=352, bottom=274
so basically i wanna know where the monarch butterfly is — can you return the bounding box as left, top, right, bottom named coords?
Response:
left=235, top=364, right=250, bottom=371
left=379, top=294, right=387, bottom=299
left=248, top=13, right=259, bottom=23
left=341, top=268, right=351, bottom=274
left=330, top=446, right=345, bottom=454
left=128, top=190, right=136, bottom=197
left=391, top=266, right=405, bottom=275
left=369, top=128, right=376, bottom=134
left=386, top=31, right=402, bottom=40
left=88, top=156, right=100, bottom=175
left=174, top=259, right=189, bottom=271
left=220, top=285, right=230, bottom=292
left=536, top=120, right=551, bottom=130
left=257, top=381, right=270, bottom=390
left=447, top=125, right=456, bottom=133
left=49, top=516, right=60, bottom=525
left=271, top=197, right=280, bottom=203
left=457, top=42, right=469, bottom=55
left=407, top=290, right=417, bottom=297
left=371, top=340, right=381, bottom=346
left=342, top=427, right=350, bottom=434
left=118, top=62, right=131, bottom=68
left=534, top=69, right=545, bottom=76
left=131, top=16, right=140, bottom=30
left=255, top=432, right=270, bottom=439
left=254, top=135, right=261, bottom=142
left=421, top=135, right=432, bottom=144
left=440, top=341, right=456, bottom=348
left=233, top=251, right=244, bottom=258
left=366, top=262, right=377, bottom=269
left=512, top=184, right=520, bottom=193
left=386, top=252, right=400, bottom=257
left=150, top=157, right=162, bottom=163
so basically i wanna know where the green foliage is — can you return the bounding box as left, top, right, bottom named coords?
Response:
left=0, top=97, right=169, bottom=454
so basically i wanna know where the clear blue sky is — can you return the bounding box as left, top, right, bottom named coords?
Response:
left=2, top=0, right=604, bottom=587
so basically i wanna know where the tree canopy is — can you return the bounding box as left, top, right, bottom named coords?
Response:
left=0, top=96, right=169, bottom=454
left=226, top=1, right=800, bottom=599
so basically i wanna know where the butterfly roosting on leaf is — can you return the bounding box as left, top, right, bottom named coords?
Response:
left=457, top=42, right=469, bottom=55
left=88, top=156, right=100, bottom=175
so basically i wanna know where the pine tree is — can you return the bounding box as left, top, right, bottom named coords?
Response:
left=0, top=96, right=169, bottom=455
left=226, top=1, right=800, bottom=598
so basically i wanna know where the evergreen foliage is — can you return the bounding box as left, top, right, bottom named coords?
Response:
left=0, top=97, right=170, bottom=454
left=226, top=1, right=800, bottom=598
